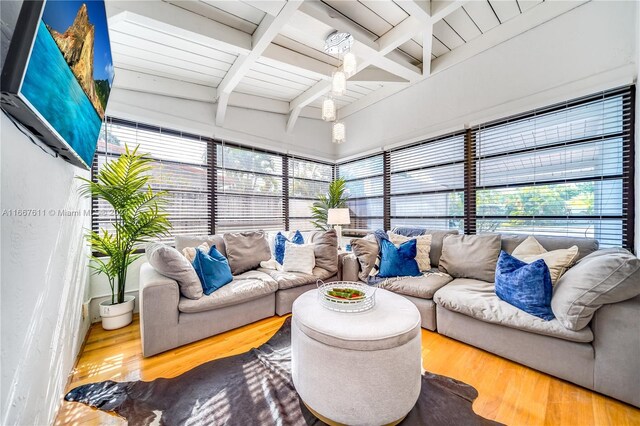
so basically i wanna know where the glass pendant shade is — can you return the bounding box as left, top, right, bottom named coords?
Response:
left=343, top=52, right=357, bottom=77
left=331, top=71, right=347, bottom=96
left=332, top=122, right=346, bottom=144
left=322, top=98, right=336, bottom=121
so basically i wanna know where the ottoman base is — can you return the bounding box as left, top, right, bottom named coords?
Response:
left=292, top=318, right=422, bottom=426
left=304, top=401, right=408, bottom=426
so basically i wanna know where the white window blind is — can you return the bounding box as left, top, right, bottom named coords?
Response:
left=288, top=157, right=333, bottom=231
left=94, top=118, right=211, bottom=244
left=337, top=155, right=384, bottom=230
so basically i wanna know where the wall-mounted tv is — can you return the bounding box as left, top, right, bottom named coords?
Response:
left=1, top=0, right=114, bottom=169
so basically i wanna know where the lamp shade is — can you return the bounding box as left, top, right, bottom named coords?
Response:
left=327, top=208, right=350, bottom=225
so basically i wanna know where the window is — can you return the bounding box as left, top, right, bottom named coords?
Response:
left=388, top=133, right=465, bottom=231
left=94, top=118, right=211, bottom=244
left=473, top=88, right=633, bottom=248
left=334, top=86, right=634, bottom=250
left=337, top=155, right=385, bottom=229
left=214, top=143, right=285, bottom=233
left=288, top=157, right=333, bottom=231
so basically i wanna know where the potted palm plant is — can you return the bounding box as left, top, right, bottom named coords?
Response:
left=310, top=177, right=349, bottom=230
left=78, top=145, right=171, bottom=330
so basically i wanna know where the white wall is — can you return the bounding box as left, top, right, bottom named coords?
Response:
left=107, top=88, right=336, bottom=161
left=339, top=1, right=637, bottom=159
left=0, top=112, right=92, bottom=425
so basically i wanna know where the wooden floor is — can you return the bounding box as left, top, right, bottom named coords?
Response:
left=56, top=315, right=640, bottom=426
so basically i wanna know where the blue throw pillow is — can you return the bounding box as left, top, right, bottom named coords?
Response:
left=378, top=238, right=421, bottom=278
left=291, top=230, right=304, bottom=245
left=495, top=250, right=554, bottom=320
left=274, top=231, right=304, bottom=264
left=192, top=246, right=233, bottom=296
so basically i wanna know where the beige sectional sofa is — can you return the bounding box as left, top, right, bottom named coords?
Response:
left=341, top=231, right=640, bottom=408
left=139, top=230, right=338, bottom=357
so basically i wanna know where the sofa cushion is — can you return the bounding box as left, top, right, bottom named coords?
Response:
left=438, top=234, right=501, bottom=282
left=388, top=232, right=432, bottom=271
left=146, top=242, right=203, bottom=300
left=552, top=248, right=640, bottom=331
left=311, top=229, right=339, bottom=274
left=178, top=270, right=277, bottom=313
left=182, top=242, right=209, bottom=263
left=433, top=279, right=593, bottom=343
left=511, top=236, right=578, bottom=285
left=223, top=231, right=271, bottom=275
left=391, top=227, right=459, bottom=267
left=175, top=235, right=226, bottom=257
left=258, top=267, right=334, bottom=290
left=378, top=270, right=453, bottom=299
left=282, top=243, right=315, bottom=275
left=192, top=246, right=233, bottom=296
left=350, top=237, right=379, bottom=281
left=274, top=231, right=304, bottom=264
left=500, top=234, right=598, bottom=261
left=379, top=238, right=421, bottom=278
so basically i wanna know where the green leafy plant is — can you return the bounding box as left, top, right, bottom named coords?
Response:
left=310, top=177, right=349, bottom=230
left=78, top=145, right=171, bottom=305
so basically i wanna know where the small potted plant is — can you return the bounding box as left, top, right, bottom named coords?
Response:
left=78, top=145, right=171, bottom=330
left=310, top=177, right=349, bottom=230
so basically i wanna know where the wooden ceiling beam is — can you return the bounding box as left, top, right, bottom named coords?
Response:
left=216, top=0, right=303, bottom=127
left=106, top=1, right=252, bottom=55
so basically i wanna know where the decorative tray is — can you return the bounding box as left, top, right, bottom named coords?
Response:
left=317, top=280, right=377, bottom=313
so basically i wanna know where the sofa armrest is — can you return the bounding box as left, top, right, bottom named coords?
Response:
left=341, top=254, right=362, bottom=282
left=591, top=295, right=640, bottom=407
left=139, top=262, right=180, bottom=357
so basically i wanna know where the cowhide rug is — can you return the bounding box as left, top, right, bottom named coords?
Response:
left=65, top=318, right=502, bottom=426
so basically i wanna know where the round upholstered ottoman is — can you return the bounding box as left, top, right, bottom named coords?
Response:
left=291, top=288, right=422, bottom=426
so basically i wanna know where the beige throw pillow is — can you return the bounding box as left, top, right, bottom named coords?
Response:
left=223, top=231, right=272, bottom=275
left=511, top=236, right=579, bottom=285
left=350, top=238, right=379, bottom=281
left=181, top=242, right=210, bottom=263
left=438, top=234, right=501, bottom=282
left=388, top=232, right=432, bottom=271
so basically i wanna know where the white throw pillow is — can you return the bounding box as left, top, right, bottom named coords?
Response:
left=182, top=242, right=210, bottom=263
left=282, top=242, right=316, bottom=275
left=388, top=232, right=432, bottom=271
left=511, top=236, right=579, bottom=285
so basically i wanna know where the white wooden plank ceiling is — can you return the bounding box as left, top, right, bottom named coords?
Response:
left=106, top=0, right=575, bottom=132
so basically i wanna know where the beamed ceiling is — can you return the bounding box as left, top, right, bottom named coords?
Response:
left=106, top=0, right=586, bottom=133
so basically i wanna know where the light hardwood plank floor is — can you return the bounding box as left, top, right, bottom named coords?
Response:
left=55, top=315, right=640, bottom=425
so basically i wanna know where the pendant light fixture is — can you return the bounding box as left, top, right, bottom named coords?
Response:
left=322, top=97, right=336, bottom=121
left=324, top=31, right=355, bottom=143
left=332, top=122, right=346, bottom=144
left=342, top=52, right=357, bottom=77
left=331, top=71, right=347, bottom=96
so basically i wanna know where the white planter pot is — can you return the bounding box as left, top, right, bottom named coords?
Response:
left=99, top=295, right=135, bottom=330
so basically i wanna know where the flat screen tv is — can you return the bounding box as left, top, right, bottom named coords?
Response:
left=1, top=0, right=114, bottom=169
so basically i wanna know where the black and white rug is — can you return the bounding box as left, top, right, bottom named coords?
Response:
left=65, top=318, right=502, bottom=425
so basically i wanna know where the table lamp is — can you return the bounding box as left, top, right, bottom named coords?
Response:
left=327, top=208, right=350, bottom=250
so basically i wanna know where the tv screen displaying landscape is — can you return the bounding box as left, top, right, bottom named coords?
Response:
left=19, top=0, right=113, bottom=168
